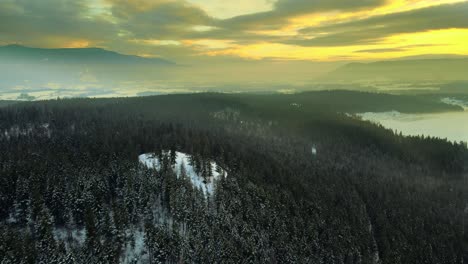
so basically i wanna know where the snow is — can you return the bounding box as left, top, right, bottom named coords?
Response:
left=290, top=103, right=302, bottom=108
left=121, top=230, right=147, bottom=263
left=54, top=227, right=86, bottom=246
left=139, top=151, right=227, bottom=195
left=357, top=110, right=402, bottom=121
left=1, top=123, right=51, bottom=140
left=53, top=227, right=149, bottom=263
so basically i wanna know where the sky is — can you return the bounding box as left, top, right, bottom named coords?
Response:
left=1, top=0, right=468, bottom=100
left=1, top=0, right=468, bottom=63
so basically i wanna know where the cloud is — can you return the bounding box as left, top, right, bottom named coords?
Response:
left=218, top=0, right=387, bottom=30
left=290, top=1, right=468, bottom=46
left=1, top=0, right=467, bottom=63
left=186, top=0, right=274, bottom=19
left=355, top=44, right=444, bottom=53
left=0, top=0, right=118, bottom=46
left=109, top=0, right=215, bottom=39
left=356, top=47, right=405, bottom=53
left=0, top=0, right=221, bottom=61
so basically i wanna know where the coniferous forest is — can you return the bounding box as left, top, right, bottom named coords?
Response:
left=0, top=91, right=467, bottom=263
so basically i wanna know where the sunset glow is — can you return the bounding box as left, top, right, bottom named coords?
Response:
left=0, top=0, right=466, bottom=62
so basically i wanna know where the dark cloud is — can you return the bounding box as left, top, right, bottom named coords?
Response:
left=290, top=1, right=468, bottom=46
left=0, top=0, right=118, bottom=46
left=0, top=0, right=219, bottom=60
left=356, top=47, right=406, bottom=53
left=110, top=0, right=215, bottom=39
left=356, top=44, right=444, bottom=53
left=217, top=0, right=387, bottom=30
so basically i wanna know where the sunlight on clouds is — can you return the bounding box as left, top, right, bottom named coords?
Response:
left=192, top=25, right=217, bottom=32
left=205, top=42, right=369, bottom=61
left=290, top=0, right=468, bottom=30
left=133, top=39, right=182, bottom=46
left=64, top=40, right=91, bottom=48
left=205, top=28, right=468, bottom=61
left=384, top=29, right=468, bottom=54
left=369, top=0, right=468, bottom=16
left=86, top=0, right=112, bottom=16
left=3, top=0, right=468, bottom=62
left=186, top=0, right=273, bottom=19
left=219, top=0, right=468, bottom=61
left=183, top=39, right=236, bottom=50
left=220, top=0, right=468, bottom=62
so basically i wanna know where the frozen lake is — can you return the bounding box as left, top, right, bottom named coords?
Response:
left=358, top=110, right=468, bottom=143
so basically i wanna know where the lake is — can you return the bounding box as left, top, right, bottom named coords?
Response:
left=359, top=110, right=468, bottom=143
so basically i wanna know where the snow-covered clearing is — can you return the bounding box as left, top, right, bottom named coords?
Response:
left=139, top=151, right=227, bottom=195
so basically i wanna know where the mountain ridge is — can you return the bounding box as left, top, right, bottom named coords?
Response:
left=321, top=57, right=468, bottom=82
left=0, top=44, right=174, bottom=65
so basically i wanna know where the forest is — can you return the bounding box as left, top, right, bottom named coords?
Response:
left=0, top=91, right=467, bottom=263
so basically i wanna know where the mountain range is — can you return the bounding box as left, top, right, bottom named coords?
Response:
left=0, top=44, right=174, bottom=65
left=322, top=57, right=468, bottom=82
left=2, top=44, right=468, bottom=84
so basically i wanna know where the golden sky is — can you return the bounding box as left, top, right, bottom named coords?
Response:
left=1, top=0, right=468, bottom=62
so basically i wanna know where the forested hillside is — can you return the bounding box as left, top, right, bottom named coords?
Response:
left=0, top=92, right=466, bottom=263
left=0, top=101, right=18, bottom=108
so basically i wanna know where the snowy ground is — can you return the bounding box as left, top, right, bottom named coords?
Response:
left=139, top=151, right=227, bottom=195
left=54, top=227, right=86, bottom=246
left=121, top=229, right=147, bottom=263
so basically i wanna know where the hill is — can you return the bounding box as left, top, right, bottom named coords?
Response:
left=322, top=58, right=468, bottom=82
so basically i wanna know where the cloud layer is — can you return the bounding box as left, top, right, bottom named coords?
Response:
left=1, top=0, right=468, bottom=62
left=293, top=1, right=468, bottom=46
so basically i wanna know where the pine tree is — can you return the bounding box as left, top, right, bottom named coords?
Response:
left=34, top=205, right=57, bottom=263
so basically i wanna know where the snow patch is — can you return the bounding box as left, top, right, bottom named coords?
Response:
left=54, top=227, right=86, bottom=246
left=290, top=103, right=302, bottom=108
left=139, top=151, right=227, bottom=195
left=121, top=230, right=147, bottom=263
left=1, top=123, right=51, bottom=140
left=311, top=146, right=317, bottom=156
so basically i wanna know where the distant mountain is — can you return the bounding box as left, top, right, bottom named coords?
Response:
left=321, top=58, right=468, bottom=82
left=388, top=54, right=468, bottom=61
left=0, top=44, right=174, bottom=65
